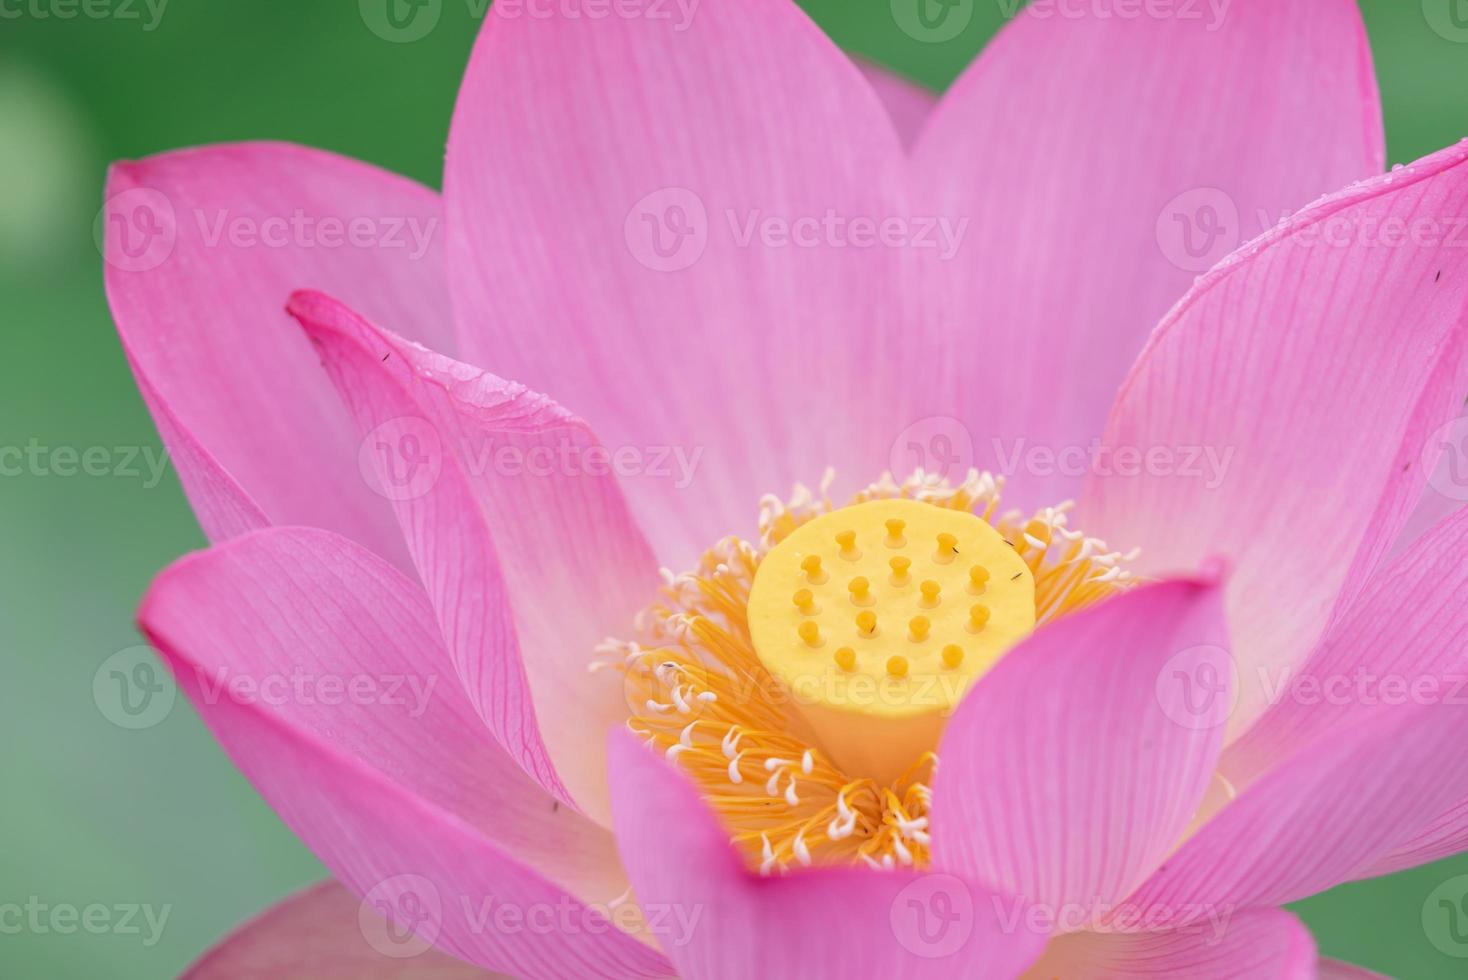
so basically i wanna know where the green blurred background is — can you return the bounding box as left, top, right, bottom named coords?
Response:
left=2, top=1, right=1467, bottom=976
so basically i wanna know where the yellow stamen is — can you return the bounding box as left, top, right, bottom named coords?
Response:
left=608, top=469, right=1138, bottom=875
left=889, top=556, right=911, bottom=586
left=884, top=518, right=907, bottom=547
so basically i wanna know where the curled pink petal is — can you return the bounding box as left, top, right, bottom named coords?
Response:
left=1120, top=704, right=1468, bottom=927
left=1226, top=505, right=1468, bottom=789
left=105, top=142, right=452, bottom=569
left=290, top=289, right=660, bottom=822
left=1082, top=142, right=1468, bottom=739
left=932, top=579, right=1231, bottom=923
left=141, top=528, right=672, bottom=978
left=607, top=731, right=1047, bottom=980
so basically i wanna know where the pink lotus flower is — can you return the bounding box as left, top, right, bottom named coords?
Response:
left=104, top=1, right=1468, bottom=977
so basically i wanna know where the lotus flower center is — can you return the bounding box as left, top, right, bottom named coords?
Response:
left=604, top=471, right=1137, bottom=873
left=746, top=499, right=1036, bottom=784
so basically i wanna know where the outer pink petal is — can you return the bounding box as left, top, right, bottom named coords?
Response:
left=1224, top=505, right=1468, bottom=788
left=289, top=289, right=659, bottom=823
left=104, top=143, right=452, bottom=569
left=910, top=0, right=1383, bottom=507
left=931, top=579, right=1231, bottom=924
left=1360, top=794, right=1468, bottom=878
left=606, top=732, right=1048, bottom=980
left=140, top=528, right=673, bottom=979
left=184, top=881, right=502, bottom=979
left=1081, top=143, right=1468, bottom=739
left=1020, top=910, right=1316, bottom=980
left=855, top=59, right=937, bottom=151
left=1119, top=705, right=1468, bottom=928
left=444, top=0, right=908, bottom=565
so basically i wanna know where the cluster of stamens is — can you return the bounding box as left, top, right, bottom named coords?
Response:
left=597, top=469, right=1138, bottom=874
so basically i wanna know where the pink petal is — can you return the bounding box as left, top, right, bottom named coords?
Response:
left=141, top=528, right=672, bottom=979
left=1224, top=505, right=1468, bottom=788
left=289, top=289, right=659, bottom=823
left=184, top=880, right=502, bottom=979
left=910, top=0, right=1383, bottom=508
left=444, top=0, right=908, bottom=565
left=855, top=59, right=937, bottom=151
left=1360, top=794, right=1468, bottom=878
left=1119, top=704, right=1468, bottom=927
left=104, top=143, right=452, bottom=569
left=1390, top=483, right=1467, bottom=561
left=1081, top=142, right=1468, bottom=739
left=606, top=731, right=1047, bottom=980
left=1019, top=910, right=1316, bottom=980
left=931, top=579, right=1231, bottom=923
